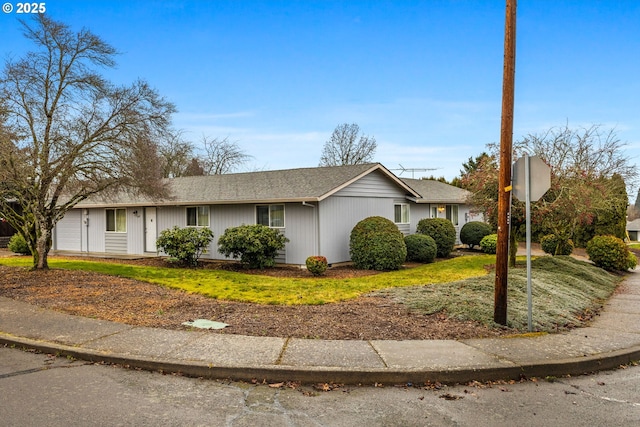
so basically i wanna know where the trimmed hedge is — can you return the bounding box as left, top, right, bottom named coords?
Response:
left=586, top=235, right=635, bottom=271
left=540, top=234, right=574, bottom=256
left=460, top=221, right=492, bottom=249
left=416, top=218, right=456, bottom=258
left=404, top=234, right=437, bottom=263
left=480, top=234, right=498, bottom=254
left=349, top=216, right=407, bottom=270
left=306, top=255, right=328, bottom=276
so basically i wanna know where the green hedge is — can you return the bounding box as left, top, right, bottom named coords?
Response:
left=404, top=234, right=437, bottom=263
left=416, top=218, right=456, bottom=257
left=218, top=224, right=289, bottom=269
left=460, top=221, right=492, bottom=249
left=586, top=235, right=635, bottom=271
left=349, top=216, right=407, bottom=270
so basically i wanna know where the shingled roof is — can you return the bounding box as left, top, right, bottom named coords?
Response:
left=78, top=163, right=420, bottom=207
left=401, top=178, right=471, bottom=204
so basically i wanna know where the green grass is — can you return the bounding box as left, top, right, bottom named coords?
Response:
left=0, top=255, right=494, bottom=305
left=373, top=256, right=623, bottom=333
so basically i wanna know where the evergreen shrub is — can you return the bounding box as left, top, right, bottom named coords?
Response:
left=404, top=234, right=437, bottom=263
left=218, top=224, right=288, bottom=269
left=156, top=226, right=214, bottom=266
left=586, top=235, right=635, bottom=271
left=460, top=221, right=492, bottom=249
left=349, top=216, right=407, bottom=270
left=480, top=234, right=498, bottom=254
left=416, top=217, right=456, bottom=257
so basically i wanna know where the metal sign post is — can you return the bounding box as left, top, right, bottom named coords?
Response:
left=513, top=154, right=550, bottom=332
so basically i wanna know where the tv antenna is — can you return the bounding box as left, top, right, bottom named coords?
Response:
left=391, top=164, right=439, bottom=179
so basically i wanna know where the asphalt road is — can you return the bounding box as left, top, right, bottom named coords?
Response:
left=1, top=346, right=639, bottom=426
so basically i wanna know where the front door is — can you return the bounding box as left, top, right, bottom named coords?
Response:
left=145, top=207, right=157, bottom=252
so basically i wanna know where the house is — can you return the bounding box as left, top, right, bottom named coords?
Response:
left=52, top=163, right=477, bottom=265
left=627, top=219, right=640, bottom=241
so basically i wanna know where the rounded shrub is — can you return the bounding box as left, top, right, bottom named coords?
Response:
left=416, top=218, right=456, bottom=258
left=349, top=216, right=407, bottom=271
left=7, top=233, right=30, bottom=255
left=156, top=226, right=214, bottom=266
left=404, top=234, right=437, bottom=263
left=460, top=221, right=492, bottom=249
left=218, top=224, right=289, bottom=269
left=480, top=234, right=498, bottom=254
left=306, top=255, right=328, bottom=276
left=540, top=234, right=574, bottom=256
left=586, top=235, right=634, bottom=271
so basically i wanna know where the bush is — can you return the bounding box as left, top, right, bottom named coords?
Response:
left=156, top=226, right=214, bottom=266
left=460, top=221, right=492, bottom=249
left=540, top=234, right=574, bottom=256
left=7, top=233, right=30, bottom=255
left=349, top=216, right=407, bottom=271
left=404, top=234, right=437, bottom=263
left=586, top=235, right=634, bottom=271
left=218, top=224, right=289, bottom=269
left=306, top=255, right=328, bottom=276
left=480, top=234, right=498, bottom=254
left=416, top=218, right=456, bottom=258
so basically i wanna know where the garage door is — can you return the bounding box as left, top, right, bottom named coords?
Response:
left=55, top=210, right=82, bottom=251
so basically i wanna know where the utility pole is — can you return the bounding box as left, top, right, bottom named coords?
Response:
left=494, top=0, right=517, bottom=325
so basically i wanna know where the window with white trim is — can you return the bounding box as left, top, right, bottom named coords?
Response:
left=106, top=208, right=126, bottom=232
left=256, top=204, right=285, bottom=228
left=394, top=203, right=410, bottom=224
left=186, top=206, right=210, bottom=227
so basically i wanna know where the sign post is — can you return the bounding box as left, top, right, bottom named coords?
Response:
left=512, top=154, right=550, bottom=331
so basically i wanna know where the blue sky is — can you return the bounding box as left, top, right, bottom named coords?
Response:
left=2, top=0, right=639, bottom=188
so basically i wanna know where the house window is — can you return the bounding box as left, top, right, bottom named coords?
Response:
left=431, top=206, right=438, bottom=218
left=106, top=208, right=126, bottom=232
left=256, top=204, right=285, bottom=228
left=446, top=205, right=459, bottom=226
left=186, top=206, right=209, bottom=227
left=394, top=203, right=410, bottom=224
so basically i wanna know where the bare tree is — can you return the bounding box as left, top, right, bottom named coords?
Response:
left=319, top=123, right=377, bottom=166
left=200, top=136, right=252, bottom=175
left=513, top=123, right=638, bottom=187
left=0, top=16, right=175, bottom=269
left=157, top=130, right=199, bottom=178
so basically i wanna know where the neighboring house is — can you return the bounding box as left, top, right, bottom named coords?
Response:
left=52, top=163, right=478, bottom=265
left=627, top=219, right=640, bottom=241
left=0, top=202, right=20, bottom=248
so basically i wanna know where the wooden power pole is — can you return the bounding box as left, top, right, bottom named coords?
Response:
left=494, top=0, right=517, bottom=325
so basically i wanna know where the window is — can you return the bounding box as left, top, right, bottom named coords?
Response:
left=446, top=204, right=459, bottom=226
left=186, top=206, right=209, bottom=227
left=431, top=206, right=438, bottom=218
left=256, top=204, right=285, bottom=228
left=394, top=203, right=410, bottom=224
left=106, top=208, right=126, bottom=232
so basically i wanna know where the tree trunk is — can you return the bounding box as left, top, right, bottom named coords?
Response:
left=34, top=222, right=52, bottom=270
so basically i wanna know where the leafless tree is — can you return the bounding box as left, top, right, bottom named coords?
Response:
left=200, top=136, right=252, bottom=175
left=0, top=16, right=175, bottom=269
left=158, top=130, right=199, bottom=178
left=513, top=123, right=638, bottom=187
left=319, top=123, right=377, bottom=166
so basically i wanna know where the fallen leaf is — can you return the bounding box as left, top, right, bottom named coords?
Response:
left=269, top=382, right=284, bottom=388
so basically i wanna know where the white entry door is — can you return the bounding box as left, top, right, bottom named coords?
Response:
left=145, top=207, right=157, bottom=252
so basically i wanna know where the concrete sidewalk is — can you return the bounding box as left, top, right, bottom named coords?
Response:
left=1, top=271, right=640, bottom=385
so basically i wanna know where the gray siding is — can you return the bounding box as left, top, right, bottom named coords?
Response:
left=87, top=209, right=105, bottom=252
left=334, top=170, right=407, bottom=198
left=105, top=233, right=127, bottom=253
left=55, top=210, right=82, bottom=251
left=318, top=196, right=395, bottom=264
left=278, top=203, right=317, bottom=264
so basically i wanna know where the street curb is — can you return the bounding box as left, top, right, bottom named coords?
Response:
left=3, top=332, right=639, bottom=385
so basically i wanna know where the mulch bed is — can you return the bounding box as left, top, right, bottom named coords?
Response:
left=0, top=249, right=516, bottom=340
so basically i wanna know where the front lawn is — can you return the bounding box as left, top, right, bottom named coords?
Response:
left=0, top=255, right=494, bottom=305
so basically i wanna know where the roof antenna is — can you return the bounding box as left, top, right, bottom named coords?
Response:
left=390, top=164, right=439, bottom=179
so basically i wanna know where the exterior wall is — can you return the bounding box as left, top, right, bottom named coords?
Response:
left=409, top=203, right=482, bottom=244
left=127, top=209, right=145, bottom=254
